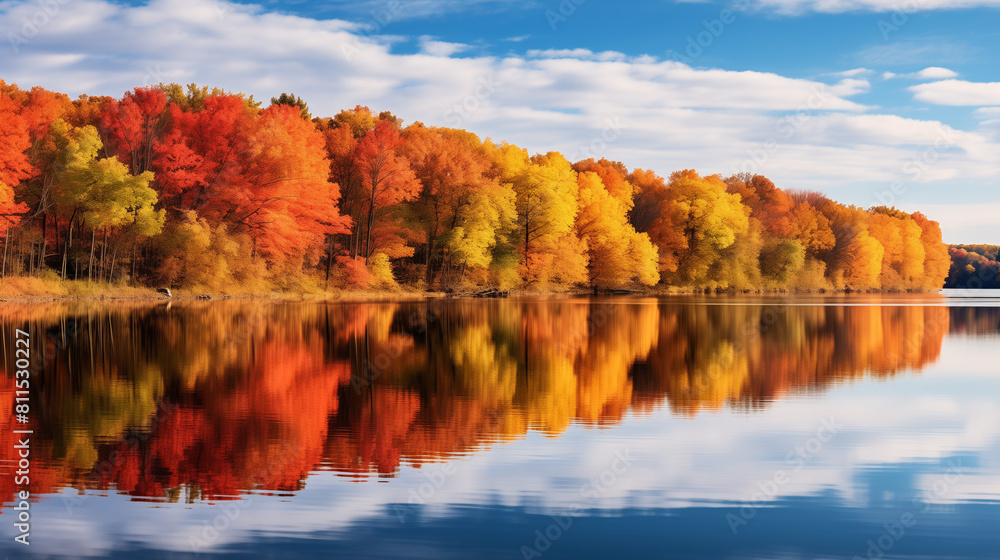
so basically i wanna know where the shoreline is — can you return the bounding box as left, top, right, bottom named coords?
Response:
left=0, top=282, right=970, bottom=305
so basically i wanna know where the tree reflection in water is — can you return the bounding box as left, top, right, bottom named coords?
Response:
left=0, top=297, right=990, bottom=507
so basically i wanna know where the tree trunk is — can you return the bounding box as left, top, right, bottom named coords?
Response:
left=524, top=211, right=531, bottom=282
left=365, top=195, right=375, bottom=265
left=101, top=228, right=109, bottom=282
left=60, top=222, right=69, bottom=279
left=425, top=229, right=435, bottom=286
left=38, top=213, right=47, bottom=273
left=325, top=236, right=335, bottom=286
left=88, top=228, right=96, bottom=282
left=130, top=240, right=137, bottom=285
left=109, top=241, right=119, bottom=284
left=61, top=213, right=76, bottom=280
left=1, top=228, right=8, bottom=278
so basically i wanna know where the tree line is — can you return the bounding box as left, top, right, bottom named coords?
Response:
left=0, top=81, right=953, bottom=292
left=945, top=245, right=999, bottom=289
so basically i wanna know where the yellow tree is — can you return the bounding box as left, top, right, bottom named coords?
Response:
left=817, top=202, right=886, bottom=290
left=869, top=207, right=925, bottom=290
left=712, top=217, right=763, bottom=289
left=843, top=231, right=885, bottom=290
left=910, top=211, right=950, bottom=291
left=50, top=120, right=164, bottom=281
left=403, top=126, right=515, bottom=285
left=572, top=158, right=634, bottom=209
left=653, top=170, right=750, bottom=287
left=575, top=171, right=658, bottom=288
left=492, top=146, right=581, bottom=287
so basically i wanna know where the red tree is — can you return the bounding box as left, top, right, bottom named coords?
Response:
left=354, top=120, right=419, bottom=263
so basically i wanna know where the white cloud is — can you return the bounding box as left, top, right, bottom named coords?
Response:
left=885, top=67, right=960, bottom=80
left=910, top=80, right=1000, bottom=106
left=829, top=77, right=871, bottom=96
left=973, top=107, right=1000, bottom=119
left=336, top=0, right=1000, bottom=17
left=972, top=107, right=1000, bottom=145
left=855, top=40, right=972, bottom=67
left=914, top=66, right=959, bottom=79
left=308, top=0, right=541, bottom=20
left=526, top=48, right=602, bottom=59
left=830, top=67, right=873, bottom=78
left=418, top=36, right=470, bottom=57
left=751, top=0, right=1000, bottom=14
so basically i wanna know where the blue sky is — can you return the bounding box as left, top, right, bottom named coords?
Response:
left=2, top=0, right=998, bottom=242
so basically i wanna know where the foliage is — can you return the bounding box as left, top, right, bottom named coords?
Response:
left=155, top=211, right=267, bottom=292
left=270, top=92, right=312, bottom=120
left=946, top=245, right=1000, bottom=288
left=0, top=81, right=958, bottom=292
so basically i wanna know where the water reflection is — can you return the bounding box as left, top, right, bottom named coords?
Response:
left=0, top=297, right=989, bottom=504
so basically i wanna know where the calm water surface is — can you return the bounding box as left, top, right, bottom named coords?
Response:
left=0, top=294, right=998, bottom=559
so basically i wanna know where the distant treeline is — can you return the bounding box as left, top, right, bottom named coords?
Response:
left=946, top=245, right=1000, bottom=289
left=1, top=81, right=956, bottom=292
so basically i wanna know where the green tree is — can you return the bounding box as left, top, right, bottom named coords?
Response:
left=270, top=92, right=312, bottom=120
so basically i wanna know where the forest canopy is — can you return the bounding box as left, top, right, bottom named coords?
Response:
left=0, top=81, right=957, bottom=293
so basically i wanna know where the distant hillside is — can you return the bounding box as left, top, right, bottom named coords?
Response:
left=946, top=245, right=1000, bottom=289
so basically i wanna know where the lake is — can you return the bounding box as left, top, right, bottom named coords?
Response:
left=1, top=294, right=998, bottom=559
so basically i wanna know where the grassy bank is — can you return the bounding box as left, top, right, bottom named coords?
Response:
left=0, top=275, right=452, bottom=303
left=0, top=275, right=950, bottom=304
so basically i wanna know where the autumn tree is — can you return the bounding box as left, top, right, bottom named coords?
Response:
left=946, top=246, right=1000, bottom=289
left=652, top=170, right=750, bottom=287
left=628, top=168, right=668, bottom=234
left=330, top=105, right=400, bottom=139
left=0, top=82, right=32, bottom=232
left=573, top=158, right=634, bottom=209
left=403, top=125, right=515, bottom=286
left=99, top=87, right=169, bottom=176
left=911, top=212, right=950, bottom=290
left=354, top=120, right=420, bottom=265
left=155, top=96, right=348, bottom=275
left=724, top=173, right=794, bottom=237
left=868, top=207, right=925, bottom=291
left=158, top=83, right=256, bottom=113
left=819, top=202, right=885, bottom=290
left=48, top=120, right=165, bottom=281
left=574, top=171, right=658, bottom=288
left=153, top=93, right=255, bottom=216
left=492, top=147, right=582, bottom=286
left=244, top=104, right=351, bottom=270
left=65, top=95, right=112, bottom=129
left=0, top=82, right=71, bottom=274
left=319, top=106, right=405, bottom=267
